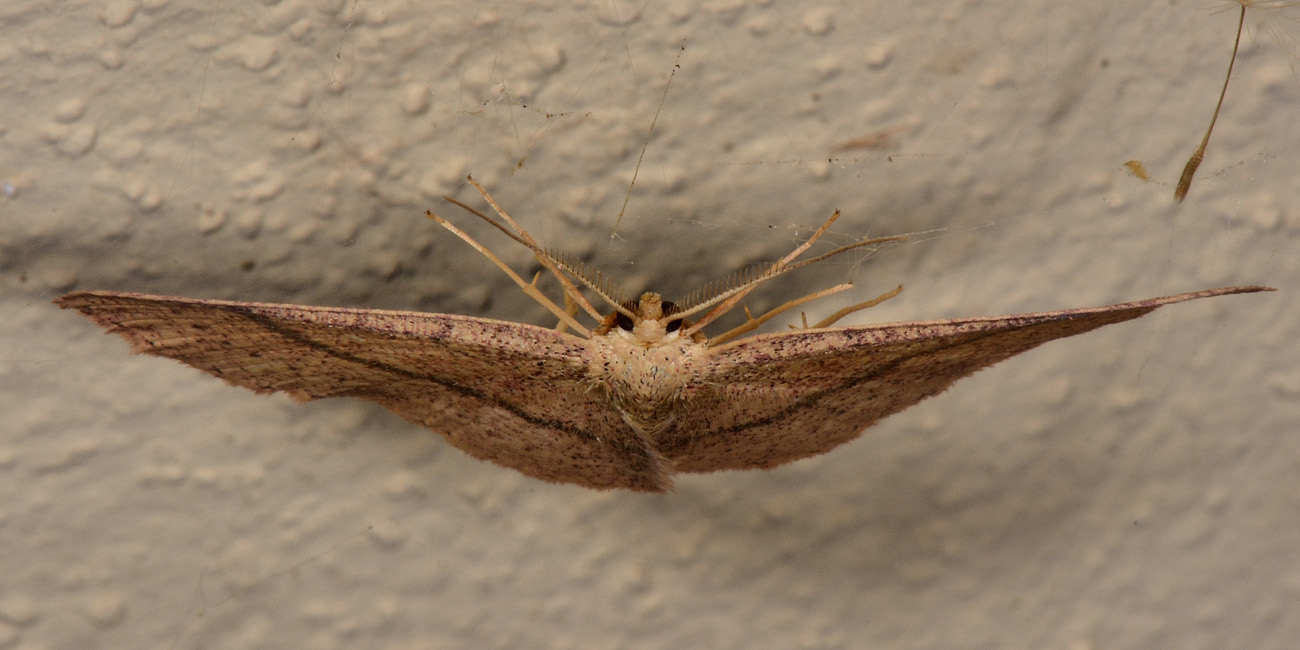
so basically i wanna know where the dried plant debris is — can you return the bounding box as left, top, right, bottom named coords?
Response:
left=1176, top=1, right=1300, bottom=201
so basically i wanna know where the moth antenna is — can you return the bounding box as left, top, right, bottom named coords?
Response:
left=445, top=178, right=640, bottom=321
left=546, top=250, right=631, bottom=313
left=677, top=263, right=769, bottom=313
left=425, top=210, right=591, bottom=336
left=444, top=175, right=608, bottom=322
left=676, top=208, right=842, bottom=324
left=678, top=209, right=904, bottom=336
left=440, top=195, right=604, bottom=321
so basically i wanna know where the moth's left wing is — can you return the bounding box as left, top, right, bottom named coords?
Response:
left=662, top=286, right=1272, bottom=473
left=56, top=291, right=670, bottom=491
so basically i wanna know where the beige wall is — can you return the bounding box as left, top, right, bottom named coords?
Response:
left=3, top=1, right=1296, bottom=648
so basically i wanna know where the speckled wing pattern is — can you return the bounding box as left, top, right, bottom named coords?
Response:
left=57, top=286, right=1268, bottom=492
left=55, top=291, right=659, bottom=489
left=664, top=287, right=1263, bottom=473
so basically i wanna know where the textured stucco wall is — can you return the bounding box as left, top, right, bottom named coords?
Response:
left=3, top=1, right=1297, bottom=648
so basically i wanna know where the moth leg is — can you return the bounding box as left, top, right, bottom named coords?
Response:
left=556, top=279, right=584, bottom=335
left=809, top=284, right=904, bottom=329
left=682, top=207, right=904, bottom=335
left=707, top=283, right=854, bottom=346
left=426, top=210, right=591, bottom=336
left=444, top=176, right=641, bottom=324
left=526, top=269, right=576, bottom=334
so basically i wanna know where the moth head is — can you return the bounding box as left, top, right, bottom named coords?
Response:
left=596, top=292, right=703, bottom=345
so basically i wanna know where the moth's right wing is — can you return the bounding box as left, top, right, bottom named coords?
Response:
left=664, top=286, right=1272, bottom=473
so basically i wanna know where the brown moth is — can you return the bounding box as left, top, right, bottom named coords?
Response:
left=56, top=177, right=1273, bottom=491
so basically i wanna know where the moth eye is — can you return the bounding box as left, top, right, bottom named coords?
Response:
left=665, top=318, right=683, bottom=333
left=615, top=312, right=635, bottom=331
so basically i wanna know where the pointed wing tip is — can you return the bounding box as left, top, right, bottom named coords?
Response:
left=1221, top=285, right=1275, bottom=294
left=1158, top=285, right=1274, bottom=305
left=52, top=291, right=82, bottom=308
left=54, top=290, right=129, bottom=310
left=54, top=291, right=116, bottom=326
left=54, top=291, right=143, bottom=330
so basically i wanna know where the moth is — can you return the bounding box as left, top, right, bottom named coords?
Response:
left=56, top=177, right=1272, bottom=491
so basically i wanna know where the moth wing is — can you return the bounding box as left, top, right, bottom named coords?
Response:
left=56, top=291, right=668, bottom=491
left=663, top=286, right=1271, bottom=473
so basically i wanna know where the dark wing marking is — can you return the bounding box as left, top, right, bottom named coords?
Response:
left=56, top=291, right=671, bottom=491
left=662, top=286, right=1272, bottom=472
